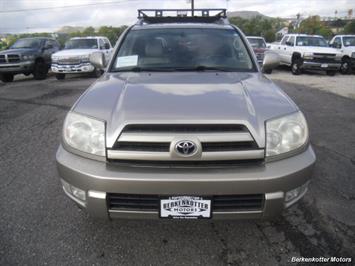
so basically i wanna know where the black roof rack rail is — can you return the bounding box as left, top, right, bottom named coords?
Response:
left=137, top=9, right=228, bottom=24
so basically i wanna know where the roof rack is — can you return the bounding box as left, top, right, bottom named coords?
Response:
left=137, top=9, right=228, bottom=24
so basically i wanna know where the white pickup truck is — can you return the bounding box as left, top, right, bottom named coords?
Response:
left=51, top=36, right=113, bottom=80
left=270, top=34, right=342, bottom=75
left=329, top=35, right=355, bottom=74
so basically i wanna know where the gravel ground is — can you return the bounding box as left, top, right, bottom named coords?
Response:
left=0, top=73, right=354, bottom=265
left=267, top=66, right=355, bottom=100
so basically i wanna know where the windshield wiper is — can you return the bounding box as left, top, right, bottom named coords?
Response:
left=113, top=67, right=175, bottom=72
left=174, top=65, right=235, bottom=72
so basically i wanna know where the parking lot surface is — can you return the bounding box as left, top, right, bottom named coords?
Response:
left=0, top=70, right=354, bottom=265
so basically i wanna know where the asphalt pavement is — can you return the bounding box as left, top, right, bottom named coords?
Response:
left=0, top=71, right=354, bottom=265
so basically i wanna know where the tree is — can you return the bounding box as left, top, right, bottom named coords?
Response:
left=82, top=26, right=95, bottom=36
left=344, top=20, right=355, bottom=34
left=298, top=16, right=333, bottom=39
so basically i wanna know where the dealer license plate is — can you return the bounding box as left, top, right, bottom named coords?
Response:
left=321, top=64, right=328, bottom=68
left=160, top=196, right=211, bottom=219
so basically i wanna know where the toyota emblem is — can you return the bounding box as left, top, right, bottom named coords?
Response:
left=175, top=140, right=197, bottom=156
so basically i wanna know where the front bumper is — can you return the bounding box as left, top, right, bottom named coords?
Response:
left=0, top=61, right=34, bottom=74
left=302, top=61, right=340, bottom=71
left=51, top=63, right=95, bottom=74
left=56, top=144, right=316, bottom=220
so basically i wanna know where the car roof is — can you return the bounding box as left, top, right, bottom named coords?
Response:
left=285, top=34, right=323, bottom=38
left=70, top=36, right=107, bottom=40
left=246, top=36, right=265, bottom=39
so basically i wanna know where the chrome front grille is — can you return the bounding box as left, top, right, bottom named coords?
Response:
left=107, top=124, right=264, bottom=167
left=57, top=58, right=81, bottom=65
left=0, top=54, right=20, bottom=63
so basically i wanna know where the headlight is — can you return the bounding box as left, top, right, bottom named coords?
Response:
left=266, top=111, right=309, bottom=157
left=63, top=112, right=105, bottom=156
left=79, top=54, right=90, bottom=62
left=303, top=52, right=313, bottom=60
left=352, top=52, right=355, bottom=58
left=51, top=56, right=59, bottom=62
left=22, top=54, right=34, bottom=60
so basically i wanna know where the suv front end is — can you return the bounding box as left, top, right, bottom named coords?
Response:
left=56, top=9, right=315, bottom=220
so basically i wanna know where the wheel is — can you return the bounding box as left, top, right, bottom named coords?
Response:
left=0, top=73, right=14, bottom=82
left=55, top=73, right=66, bottom=80
left=23, top=72, right=31, bottom=76
left=326, top=70, right=336, bottom=76
left=340, top=57, right=352, bottom=75
left=90, top=68, right=103, bottom=78
left=33, top=61, right=48, bottom=80
left=291, top=58, right=302, bottom=75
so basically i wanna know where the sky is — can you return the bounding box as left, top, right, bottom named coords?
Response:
left=0, top=0, right=353, bottom=33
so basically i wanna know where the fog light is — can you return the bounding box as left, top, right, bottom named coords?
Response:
left=285, top=182, right=309, bottom=202
left=61, top=179, right=86, bottom=201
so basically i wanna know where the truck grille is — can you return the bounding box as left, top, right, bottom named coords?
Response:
left=312, top=53, right=337, bottom=63
left=107, top=193, right=265, bottom=212
left=0, top=55, right=6, bottom=63
left=58, top=58, right=81, bottom=65
left=107, top=124, right=264, bottom=167
left=0, top=54, right=20, bottom=63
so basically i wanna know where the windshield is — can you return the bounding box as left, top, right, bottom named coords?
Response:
left=11, top=38, right=42, bottom=49
left=296, top=36, right=328, bottom=47
left=112, top=28, right=255, bottom=72
left=64, top=39, right=98, bottom=49
left=247, top=38, right=266, bottom=48
left=343, top=37, right=355, bottom=47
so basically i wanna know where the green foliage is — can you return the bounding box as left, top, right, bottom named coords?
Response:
left=97, top=25, right=128, bottom=46
left=229, top=16, right=285, bottom=42
left=298, top=16, right=333, bottom=39
left=344, top=20, right=355, bottom=34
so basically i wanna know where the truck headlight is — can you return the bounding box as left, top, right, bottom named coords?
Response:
left=63, top=112, right=105, bottom=156
left=303, top=52, right=313, bottom=60
left=79, top=54, right=90, bottom=62
left=352, top=52, right=355, bottom=58
left=22, top=54, right=34, bottom=60
left=266, top=111, right=309, bottom=157
left=51, top=56, right=59, bottom=62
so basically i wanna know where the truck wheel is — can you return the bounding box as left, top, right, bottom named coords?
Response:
left=33, top=61, right=48, bottom=80
left=291, top=59, right=302, bottom=75
left=326, top=70, right=336, bottom=76
left=0, top=73, right=14, bottom=82
left=340, top=58, right=352, bottom=75
left=90, top=68, right=103, bottom=78
left=55, top=74, right=66, bottom=80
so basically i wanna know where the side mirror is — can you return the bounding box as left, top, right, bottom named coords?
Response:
left=285, top=41, right=293, bottom=46
left=104, top=43, right=110, bottom=50
left=89, top=52, right=106, bottom=69
left=262, top=52, right=280, bottom=74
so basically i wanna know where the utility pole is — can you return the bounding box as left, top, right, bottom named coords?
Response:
left=191, top=0, right=194, bottom=16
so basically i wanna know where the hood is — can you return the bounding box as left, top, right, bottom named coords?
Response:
left=53, top=49, right=98, bottom=57
left=73, top=72, right=298, bottom=148
left=297, top=46, right=342, bottom=55
left=0, top=48, right=38, bottom=55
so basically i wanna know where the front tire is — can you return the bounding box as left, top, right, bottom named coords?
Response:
left=55, top=73, right=66, bottom=80
left=291, top=58, right=302, bottom=75
left=33, top=61, right=48, bottom=80
left=90, top=68, right=103, bottom=78
left=340, top=57, right=352, bottom=75
left=0, top=73, right=14, bottom=82
left=326, top=70, right=336, bottom=76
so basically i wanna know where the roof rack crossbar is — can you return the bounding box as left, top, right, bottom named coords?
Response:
left=137, top=9, right=228, bottom=24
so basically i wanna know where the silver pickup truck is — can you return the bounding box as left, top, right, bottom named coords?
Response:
left=56, top=9, right=315, bottom=220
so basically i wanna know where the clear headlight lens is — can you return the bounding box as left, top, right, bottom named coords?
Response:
left=22, top=54, right=34, bottom=60
left=352, top=52, right=355, bottom=58
left=63, top=112, right=105, bottom=156
left=266, top=111, right=309, bottom=157
left=303, top=52, right=313, bottom=60
left=79, top=54, right=90, bottom=62
left=51, top=56, right=59, bottom=62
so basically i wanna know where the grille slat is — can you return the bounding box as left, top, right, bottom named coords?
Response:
left=107, top=194, right=264, bottom=212
left=123, top=124, right=247, bottom=133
